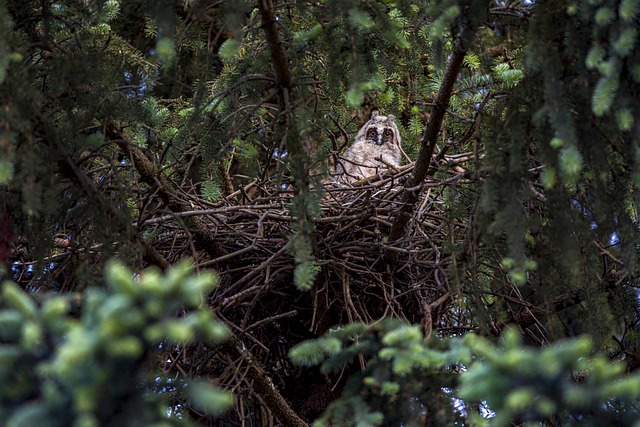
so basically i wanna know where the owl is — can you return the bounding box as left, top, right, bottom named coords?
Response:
left=334, top=111, right=402, bottom=184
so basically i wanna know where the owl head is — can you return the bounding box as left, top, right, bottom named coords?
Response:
left=356, top=110, right=401, bottom=147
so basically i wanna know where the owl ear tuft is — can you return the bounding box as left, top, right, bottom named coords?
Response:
left=370, top=110, right=380, bottom=119
left=387, top=114, right=396, bottom=121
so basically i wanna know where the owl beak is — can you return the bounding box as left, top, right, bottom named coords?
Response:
left=376, top=134, right=383, bottom=145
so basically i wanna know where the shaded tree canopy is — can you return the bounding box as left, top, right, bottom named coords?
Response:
left=2, top=0, right=640, bottom=425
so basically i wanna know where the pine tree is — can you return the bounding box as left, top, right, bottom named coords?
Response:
left=2, top=0, right=640, bottom=426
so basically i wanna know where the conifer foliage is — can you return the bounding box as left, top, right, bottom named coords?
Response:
left=0, top=262, right=231, bottom=426
left=2, top=0, right=640, bottom=426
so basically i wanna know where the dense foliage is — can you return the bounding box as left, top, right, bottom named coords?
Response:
left=2, top=0, right=640, bottom=425
left=0, top=262, right=231, bottom=426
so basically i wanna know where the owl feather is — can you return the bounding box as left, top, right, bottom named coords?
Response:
left=334, top=111, right=402, bottom=184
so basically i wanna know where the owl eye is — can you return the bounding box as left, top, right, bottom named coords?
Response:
left=367, top=128, right=377, bottom=138
left=383, top=129, right=393, bottom=139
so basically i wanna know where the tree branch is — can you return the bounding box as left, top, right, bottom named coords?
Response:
left=223, top=333, right=309, bottom=427
left=105, top=125, right=226, bottom=260
left=257, top=0, right=319, bottom=283
left=385, top=37, right=469, bottom=268
left=34, top=112, right=170, bottom=270
left=491, top=289, right=584, bottom=335
left=257, top=0, right=292, bottom=107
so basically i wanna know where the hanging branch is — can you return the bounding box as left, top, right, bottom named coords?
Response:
left=385, top=36, right=470, bottom=268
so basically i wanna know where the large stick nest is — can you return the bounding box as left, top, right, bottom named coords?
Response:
left=140, top=158, right=476, bottom=422
left=146, top=160, right=473, bottom=340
